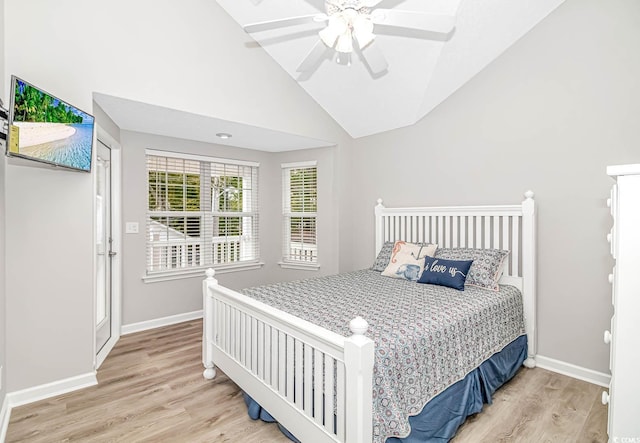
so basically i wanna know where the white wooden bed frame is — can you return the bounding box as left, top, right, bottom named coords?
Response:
left=202, top=192, right=537, bottom=443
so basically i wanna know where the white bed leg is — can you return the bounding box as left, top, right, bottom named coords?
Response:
left=203, top=365, right=217, bottom=380
left=203, top=268, right=218, bottom=381
left=523, top=357, right=536, bottom=368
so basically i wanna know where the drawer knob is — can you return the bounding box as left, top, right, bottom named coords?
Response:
left=604, top=330, right=612, bottom=344
left=608, top=273, right=614, bottom=284
left=602, top=391, right=609, bottom=405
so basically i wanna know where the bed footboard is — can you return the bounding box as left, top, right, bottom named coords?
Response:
left=202, top=269, right=375, bottom=443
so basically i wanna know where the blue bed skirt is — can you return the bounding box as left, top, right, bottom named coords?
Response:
left=244, top=334, right=527, bottom=443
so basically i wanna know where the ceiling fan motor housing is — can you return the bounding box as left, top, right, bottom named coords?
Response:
left=325, top=0, right=371, bottom=15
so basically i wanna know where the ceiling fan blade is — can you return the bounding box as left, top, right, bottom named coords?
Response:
left=371, top=9, right=455, bottom=33
left=297, top=41, right=330, bottom=72
left=244, top=14, right=327, bottom=33
left=361, top=0, right=385, bottom=7
left=360, top=41, right=388, bottom=74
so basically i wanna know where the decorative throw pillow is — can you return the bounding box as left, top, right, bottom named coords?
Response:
left=418, top=256, right=473, bottom=290
left=381, top=241, right=438, bottom=281
left=434, top=248, right=509, bottom=291
left=371, top=241, right=395, bottom=272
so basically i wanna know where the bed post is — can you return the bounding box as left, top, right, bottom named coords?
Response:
left=344, top=317, right=374, bottom=443
left=202, top=268, right=217, bottom=379
left=521, top=191, right=537, bottom=368
left=375, top=199, right=385, bottom=257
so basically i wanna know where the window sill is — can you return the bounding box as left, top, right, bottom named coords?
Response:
left=278, top=261, right=321, bottom=271
left=143, top=261, right=265, bottom=283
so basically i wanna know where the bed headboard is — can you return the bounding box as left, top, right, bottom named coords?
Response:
left=374, top=191, right=537, bottom=365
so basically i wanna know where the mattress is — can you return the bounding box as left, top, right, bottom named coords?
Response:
left=241, top=269, right=526, bottom=442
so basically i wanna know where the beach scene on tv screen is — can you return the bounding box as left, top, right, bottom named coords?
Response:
left=12, top=78, right=94, bottom=171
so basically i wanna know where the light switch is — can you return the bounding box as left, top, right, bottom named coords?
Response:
left=125, top=222, right=139, bottom=234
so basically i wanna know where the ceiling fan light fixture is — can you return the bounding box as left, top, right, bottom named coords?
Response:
left=319, top=14, right=348, bottom=48
left=335, top=32, right=354, bottom=53
left=352, top=17, right=375, bottom=49
left=319, top=27, right=338, bottom=48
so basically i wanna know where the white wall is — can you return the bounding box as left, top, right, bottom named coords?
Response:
left=4, top=0, right=341, bottom=143
left=5, top=165, right=94, bottom=391
left=94, top=104, right=121, bottom=145
left=119, top=131, right=338, bottom=326
left=338, top=0, right=640, bottom=374
left=3, top=0, right=347, bottom=392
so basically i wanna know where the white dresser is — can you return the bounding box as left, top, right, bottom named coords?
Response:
left=604, top=164, right=640, bottom=442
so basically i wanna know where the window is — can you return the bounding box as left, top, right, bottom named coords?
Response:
left=281, top=162, right=318, bottom=268
left=146, top=149, right=260, bottom=279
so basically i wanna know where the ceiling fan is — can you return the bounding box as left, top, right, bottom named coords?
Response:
left=243, top=0, right=456, bottom=75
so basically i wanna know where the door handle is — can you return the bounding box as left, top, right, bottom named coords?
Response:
left=109, top=251, right=117, bottom=257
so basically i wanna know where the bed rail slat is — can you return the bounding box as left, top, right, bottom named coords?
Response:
left=512, top=216, right=520, bottom=277
left=452, top=216, right=459, bottom=248
left=271, top=327, right=278, bottom=388
left=278, top=331, right=286, bottom=396
left=411, top=216, right=416, bottom=242
left=303, top=344, right=313, bottom=416
left=460, top=216, right=467, bottom=247
left=336, top=362, right=346, bottom=441
left=502, top=216, right=511, bottom=274
left=467, top=216, right=476, bottom=248
left=222, top=304, right=228, bottom=354
left=235, top=310, right=241, bottom=361
left=286, top=336, right=295, bottom=402
left=325, top=355, right=336, bottom=435
left=313, top=350, right=323, bottom=427
left=263, top=325, right=271, bottom=383
left=295, top=339, right=303, bottom=408
left=257, top=321, right=265, bottom=378
left=475, top=216, right=482, bottom=248
left=484, top=216, right=491, bottom=249
left=251, top=317, right=258, bottom=374
left=240, top=312, right=247, bottom=366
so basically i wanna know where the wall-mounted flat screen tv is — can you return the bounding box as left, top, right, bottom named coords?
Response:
left=6, top=75, right=94, bottom=172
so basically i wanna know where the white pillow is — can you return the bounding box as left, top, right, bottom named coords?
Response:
left=381, top=241, right=438, bottom=281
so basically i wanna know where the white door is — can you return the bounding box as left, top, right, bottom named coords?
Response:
left=96, top=140, right=113, bottom=357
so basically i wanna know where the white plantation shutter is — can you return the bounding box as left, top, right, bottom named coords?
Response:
left=146, top=149, right=259, bottom=276
left=282, top=161, right=317, bottom=264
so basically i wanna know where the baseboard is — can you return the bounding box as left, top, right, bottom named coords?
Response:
left=0, top=395, right=10, bottom=443
left=7, top=372, right=98, bottom=409
left=121, top=310, right=203, bottom=335
left=536, top=355, right=611, bottom=387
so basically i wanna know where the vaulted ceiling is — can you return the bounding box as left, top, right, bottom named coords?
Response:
left=216, top=0, right=565, bottom=139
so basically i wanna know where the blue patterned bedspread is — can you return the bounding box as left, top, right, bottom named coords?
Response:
left=241, top=269, right=525, bottom=442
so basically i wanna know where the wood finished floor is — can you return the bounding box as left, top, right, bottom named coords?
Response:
left=7, top=320, right=608, bottom=442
